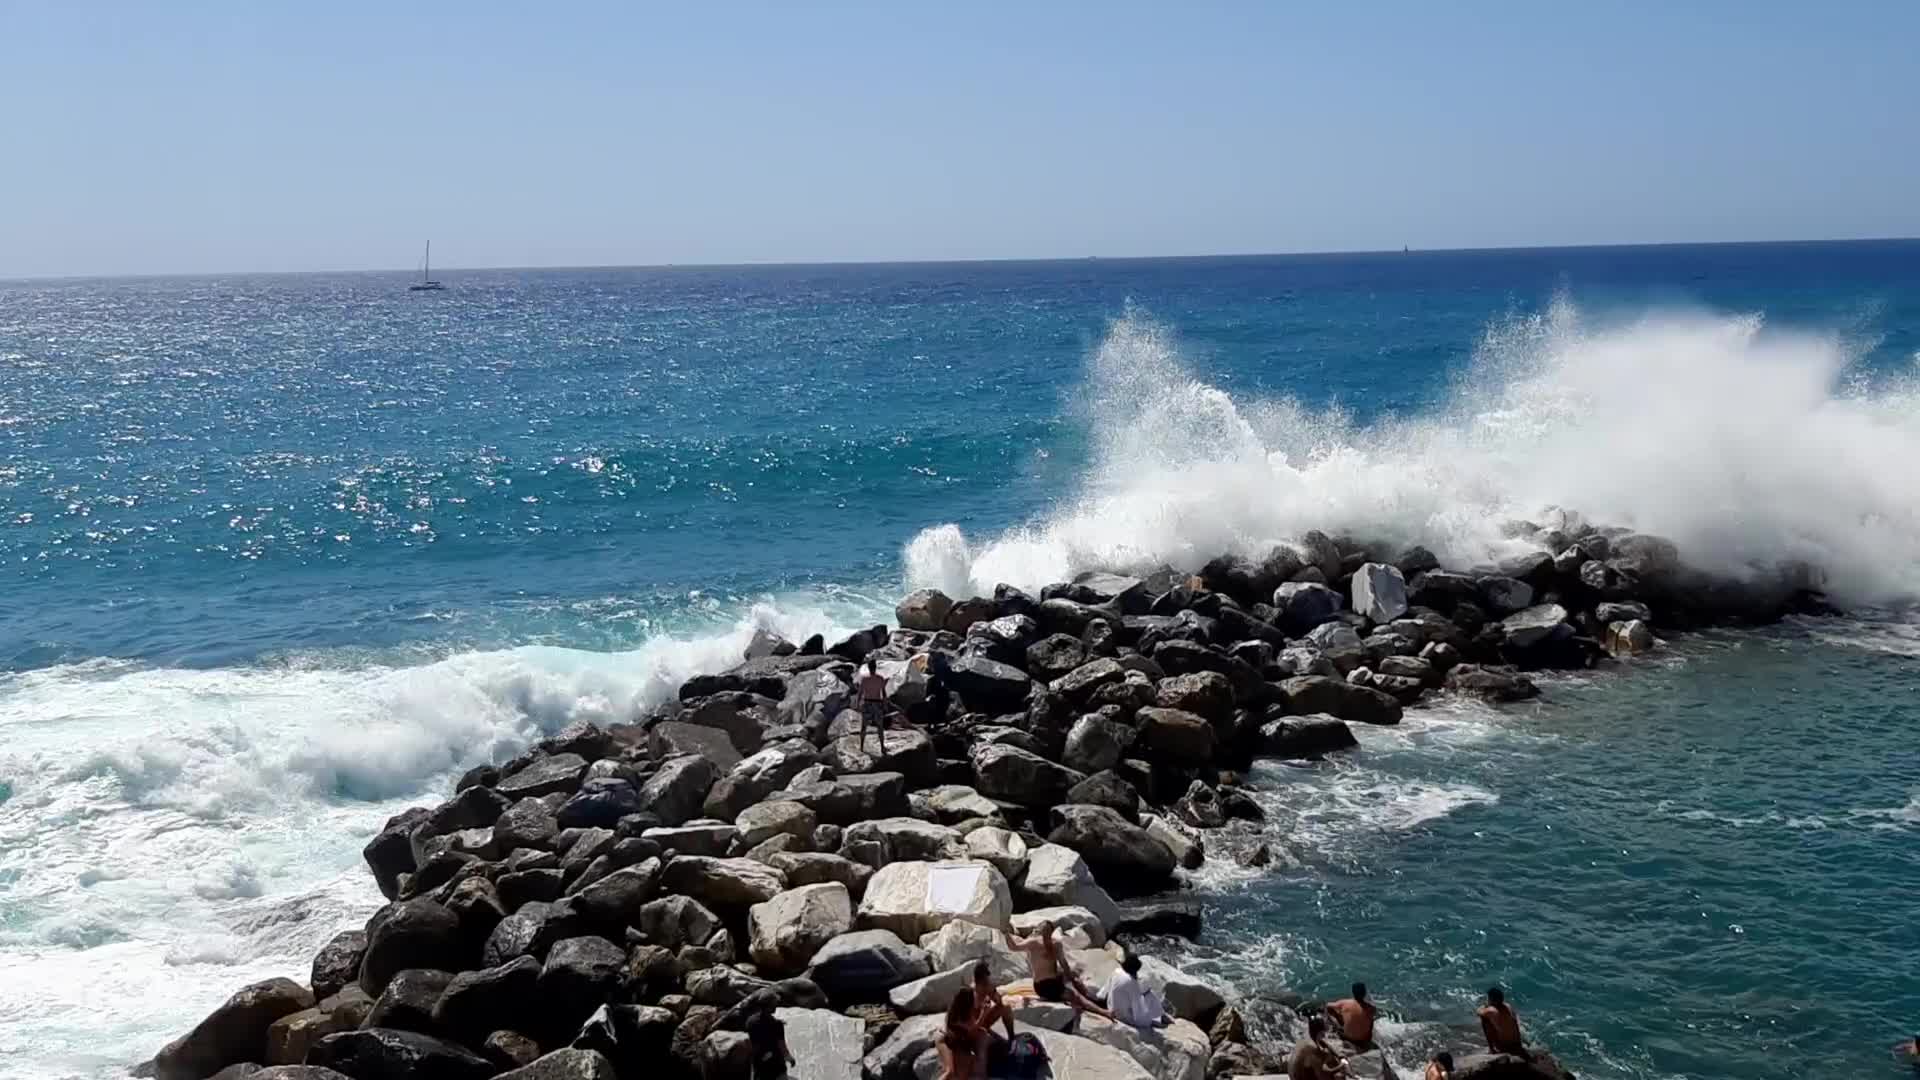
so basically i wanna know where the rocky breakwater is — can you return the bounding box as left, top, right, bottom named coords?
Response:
left=146, top=524, right=1829, bottom=1080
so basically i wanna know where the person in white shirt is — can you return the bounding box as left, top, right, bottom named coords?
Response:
left=1102, top=953, right=1170, bottom=1030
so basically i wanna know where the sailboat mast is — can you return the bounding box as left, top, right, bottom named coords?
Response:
left=424, top=240, right=430, bottom=283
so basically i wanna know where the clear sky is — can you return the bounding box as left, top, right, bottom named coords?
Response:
left=3, top=2, right=1916, bottom=277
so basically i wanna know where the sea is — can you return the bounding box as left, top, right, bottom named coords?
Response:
left=1, top=242, right=1917, bottom=1080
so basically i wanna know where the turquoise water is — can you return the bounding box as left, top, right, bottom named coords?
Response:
left=2, top=244, right=1918, bottom=1077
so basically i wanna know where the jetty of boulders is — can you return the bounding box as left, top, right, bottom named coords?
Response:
left=144, top=523, right=1830, bottom=1080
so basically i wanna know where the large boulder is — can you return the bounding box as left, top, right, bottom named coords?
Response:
left=264, top=1005, right=358, bottom=1067
left=494, top=1048, right=618, bottom=1080
left=1142, top=815, right=1204, bottom=872
left=639, top=754, right=721, bottom=827
left=824, top=729, right=938, bottom=787
left=557, top=778, right=643, bottom=831
left=1444, top=664, right=1541, bottom=702
left=840, top=818, right=964, bottom=867
left=659, top=856, right=787, bottom=909
left=962, top=826, right=1029, bottom=882
left=681, top=692, right=782, bottom=754
left=433, top=956, right=541, bottom=1045
left=650, top=721, right=744, bottom=772
left=1500, top=603, right=1571, bottom=649
left=573, top=1004, right=679, bottom=1077
left=915, top=919, right=1026, bottom=984
left=776, top=1007, right=864, bottom=1080
left=495, top=797, right=561, bottom=852
left=153, top=978, right=315, bottom=1080
left=748, top=883, right=854, bottom=975
left=780, top=671, right=854, bottom=742
left=310, top=930, right=367, bottom=1003
left=1277, top=675, right=1402, bottom=726
left=910, top=785, right=1003, bottom=826
left=537, top=935, right=627, bottom=1036
left=943, top=655, right=1033, bottom=710
left=705, top=742, right=823, bottom=820
left=1050, top=658, right=1128, bottom=702
left=768, top=852, right=876, bottom=901
left=1072, top=1015, right=1211, bottom=1080
left=644, top=821, right=738, bottom=857
left=861, top=1014, right=945, bottom=1080
left=1009, top=905, right=1107, bottom=947
left=364, top=808, right=431, bottom=900
left=1136, top=956, right=1225, bottom=1022
left=1270, top=582, right=1345, bottom=635
left=1026, top=634, right=1089, bottom=682
left=1257, top=715, right=1358, bottom=759
left=1450, top=1051, right=1579, bottom=1080
left=307, top=1029, right=493, bottom=1080
left=1153, top=672, right=1234, bottom=720
left=1063, top=713, right=1137, bottom=774
left=736, top=800, right=819, bottom=848
left=497, top=753, right=591, bottom=801
left=970, top=742, right=1085, bottom=806
left=805, top=929, right=933, bottom=998
left=1478, top=576, right=1535, bottom=616
left=1134, top=707, right=1215, bottom=765
left=1350, top=563, right=1409, bottom=624
left=896, top=589, right=955, bottom=631
left=1067, top=771, right=1141, bottom=820
left=1605, top=618, right=1656, bottom=657
left=886, top=964, right=975, bottom=1015
left=636, top=894, right=722, bottom=949
left=1020, top=844, right=1122, bottom=929
left=363, top=968, right=453, bottom=1034
left=1046, top=805, right=1177, bottom=894
left=359, top=900, right=467, bottom=998
left=856, top=859, right=1012, bottom=940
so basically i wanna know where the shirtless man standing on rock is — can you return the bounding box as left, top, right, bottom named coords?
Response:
left=1326, top=982, right=1380, bottom=1050
left=1002, top=921, right=1112, bottom=1023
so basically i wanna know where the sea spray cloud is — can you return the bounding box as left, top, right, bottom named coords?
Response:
left=906, top=303, right=1920, bottom=605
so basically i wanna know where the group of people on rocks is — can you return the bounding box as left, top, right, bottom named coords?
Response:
left=1289, top=982, right=1529, bottom=1080
left=937, top=920, right=1176, bottom=1080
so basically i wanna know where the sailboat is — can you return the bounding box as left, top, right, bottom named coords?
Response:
left=409, top=241, right=445, bottom=291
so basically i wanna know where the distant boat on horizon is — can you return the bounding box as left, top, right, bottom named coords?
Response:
left=409, top=241, right=445, bottom=292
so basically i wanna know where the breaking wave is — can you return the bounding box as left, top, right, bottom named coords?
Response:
left=906, top=301, right=1920, bottom=606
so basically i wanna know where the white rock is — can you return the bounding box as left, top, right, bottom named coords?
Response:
left=915, top=919, right=1026, bottom=985
left=777, top=1007, right=864, bottom=1080
left=1136, top=957, right=1223, bottom=1022
left=1010, top=905, right=1107, bottom=947
left=912, top=1028, right=1154, bottom=1080
left=747, top=883, right=852, bottom=975
left=855, top=859, right=1012, bottom=941
left=1021, top=844, right=1122, bottom=929
left=886, top=964, right=974, bottom=1015
left=963, top=826, right=1029, bottom=882
left=1350, top=563, right=1409, bottom=624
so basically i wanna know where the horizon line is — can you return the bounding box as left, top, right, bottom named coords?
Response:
left=5, top=234, right=1917, bottom=285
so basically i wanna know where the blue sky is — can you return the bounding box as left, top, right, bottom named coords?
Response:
left=2, top=2, right=1915, bottom=277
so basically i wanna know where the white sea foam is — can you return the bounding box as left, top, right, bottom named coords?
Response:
left=905, top=302, right=1920, bottom=606
left=0, top=594, right=879, bottom=1078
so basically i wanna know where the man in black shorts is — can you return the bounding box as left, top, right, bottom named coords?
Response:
left=1002, top=921, right=1112, bottom=1023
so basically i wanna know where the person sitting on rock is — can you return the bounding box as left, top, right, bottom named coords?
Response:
left=972, top=961, right=1015, bottom=1041
left=1424, top=1050, right=1453, bottom=1080
left=857, top=656, right=891, bottom=752
left=1101, top=952, right=1171, bottom=1030
left=1002, top=921, right=1113, bottom=1024
left=921, top=649, right=954, bottom=726
left=1326, top=982, right=1379, bottom=1050
left=743, top=991, right=795, bottom=1080
left=940, top=987, right=989, bottom=1080
left=1288, top=1016, right=1350, bottom=1080
left=1477, top=986, right=1527, bottom=1058
left=1896, top=1034, right=1920, bottom=1068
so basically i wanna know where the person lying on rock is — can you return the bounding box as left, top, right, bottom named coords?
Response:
left=857, top=656, right=891, bottom=752
left=1424, top=1050, right=1453, bottom=1080
left=1002, top=920, right=1114, bottom=1024
left=973, top=962, right=1016, bottom=1041
left=1288, top=1016, right=1350, bottom=1080
left=940, top=987, right=991, bottom=1080
left=1101, top=952, right=1172, bottom=1030
left=1326, top=982, right=1379, bottom=1050
left=743, top=991, right=795, bottom=1080
left=1477, top=986, right=1527, bottom=1059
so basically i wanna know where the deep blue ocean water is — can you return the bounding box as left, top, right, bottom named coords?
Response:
left=1, top=242, right=1917, bottom=1078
